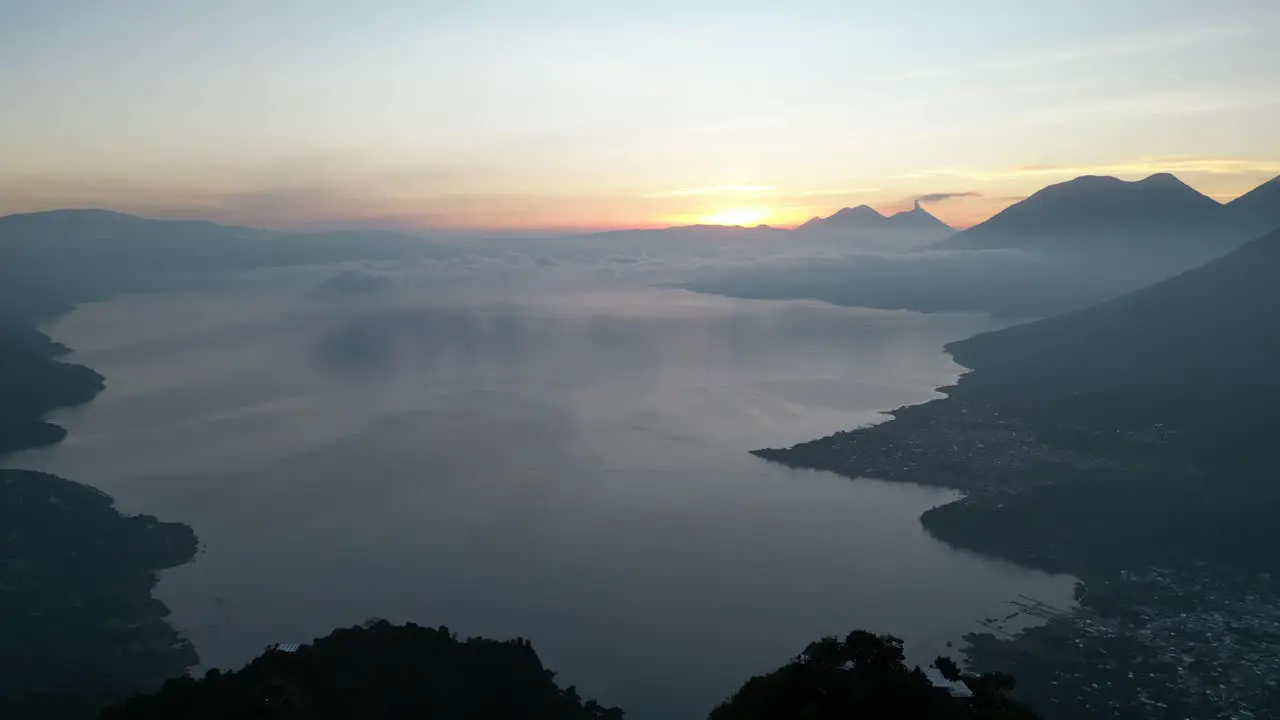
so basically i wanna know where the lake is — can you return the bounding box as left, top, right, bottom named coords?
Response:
left=12, top=265, right=1076, bottom=719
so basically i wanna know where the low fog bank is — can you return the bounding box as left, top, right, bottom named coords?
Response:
left=282, top=225, right=938, bottom=302
left=677, top=246, right=1212, bottom=319
left=0, top=208, right=1057, bottom=321
left=7, top=204, right=1273, bottom=326
left=427, top=225, right=1224, bottom=321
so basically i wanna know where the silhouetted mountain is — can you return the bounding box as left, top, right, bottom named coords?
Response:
left=947, top=225, right=1280, bottom=397
left=0, top=209, right=271, bottom=256
left=1225, top=175, right=1280, bottom=239
left=793, top=203, right=952, bottom=250
left=799, top=205, right=887, bottom=230
left=0, top=210, right=426, bottom=274
left=886, top=201, right=954, bottom=233
left=932, top=173, right=1232, bottom=266
left=799, top=202, right=952, bottom=235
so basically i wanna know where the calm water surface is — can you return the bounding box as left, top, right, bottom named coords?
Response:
left=15, top=269, right=1075, bottom=719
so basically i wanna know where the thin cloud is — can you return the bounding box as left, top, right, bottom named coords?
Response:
left=644, top=185, right=776, bottom=198
left=908, top=157, right=1280, bottom=182
left=915, top=191, right=981, bottom=204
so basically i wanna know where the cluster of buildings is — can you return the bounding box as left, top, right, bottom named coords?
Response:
left=971, top=567, right=1280, bottom=719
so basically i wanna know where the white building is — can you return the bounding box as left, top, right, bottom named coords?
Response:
left=925, top=667, right=974, bottom=698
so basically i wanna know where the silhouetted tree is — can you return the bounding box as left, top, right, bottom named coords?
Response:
left=100, top=622, right=623, bottom=720
left=934, top=656, right=963, bottom=682
left=710, top=630, right=1040, bottom=720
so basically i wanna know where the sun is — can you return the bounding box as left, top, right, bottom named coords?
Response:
left=701, top=207, right=770, bottom=226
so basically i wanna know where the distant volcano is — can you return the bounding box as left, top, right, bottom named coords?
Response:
left=798, top=202, right=952, bottom=238
left=930, top=172, right=1233, bottom=265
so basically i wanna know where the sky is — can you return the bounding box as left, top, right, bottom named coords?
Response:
left=3, top=0, right=1279, bottom=231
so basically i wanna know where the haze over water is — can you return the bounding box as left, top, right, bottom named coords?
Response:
left=14, top=264, right=1076, bottom=719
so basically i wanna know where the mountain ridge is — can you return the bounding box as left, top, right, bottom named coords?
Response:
left=1224, top=174, right=1280, bottom=239
left=946, top=224, right=1280, bottom=396
left=799, top=202, right=952, bottom=232
left=931, top=172, right=1229, bottom=258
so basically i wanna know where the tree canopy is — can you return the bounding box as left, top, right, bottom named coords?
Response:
left=709, top=631, right=1040, bottom=720
left=100, top=621, right=623, bottom=720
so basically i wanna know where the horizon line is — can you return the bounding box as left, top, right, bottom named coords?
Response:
left=2, top=168, right=1273, bottom=235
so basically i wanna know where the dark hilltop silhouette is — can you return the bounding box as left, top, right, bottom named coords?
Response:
left=95, top=623, right=1035, bottom=720
left=945, top=224, right=1280, bottom=397
left=929, top=173, right=1238, bottom=269
left=98, top=622, right=625, bottom=720
left=710, top=631, right=1038, bottom=720
left=1224, top=173, right=1280, bottom=240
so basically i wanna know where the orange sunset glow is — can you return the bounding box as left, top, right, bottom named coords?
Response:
left=699, top=208, right=771, bottom=226
left=1, top=3, right=1276, bottom=233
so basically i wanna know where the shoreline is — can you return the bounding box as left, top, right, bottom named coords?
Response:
left=0, top=324, right=105, bottom=456
left=0, top=317, right=202, bottom=712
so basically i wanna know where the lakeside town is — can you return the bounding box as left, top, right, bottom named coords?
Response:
left=967, top=566, right=1280, bottom=719
left=753, top=389, right=1174, bottom=495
